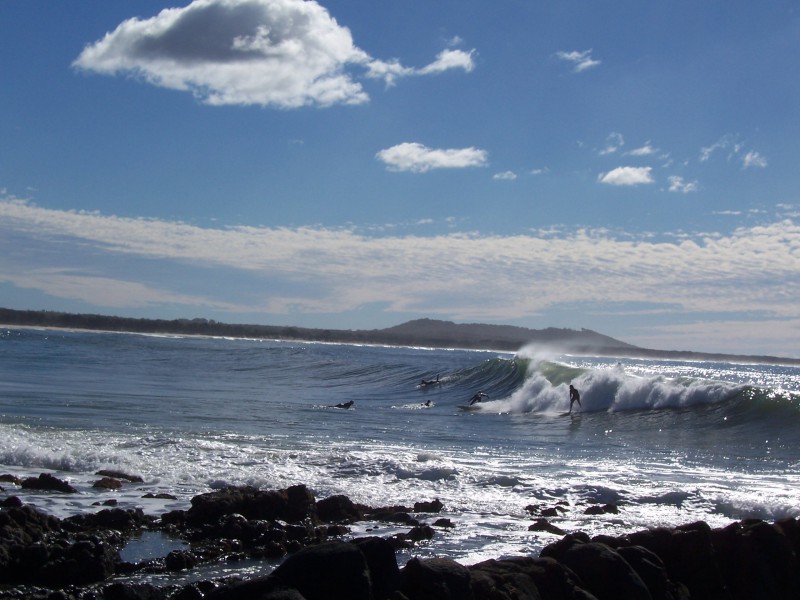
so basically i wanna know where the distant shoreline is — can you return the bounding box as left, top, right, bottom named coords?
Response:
left=2, top=307, right=798, bottom=366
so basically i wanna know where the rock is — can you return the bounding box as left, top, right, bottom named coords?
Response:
left=529, top=518, right=566, bottom=535
left=0, top=474, right=21, bottom=485
left=351, top=536, right=399, bottom=599
left=397, top=556, right=474, bottom=600
left=542, top=539, right=651, bottom=600
left=414, top=499, right=444, bottom=513
left=186, top=485, right=318, bottom=526
left=209, top=540, right=373, bottom=600
left=2, top=495, right=23, bottom=508
left=93, top=477, right=123, bottom=490
left=96, top=469, right=144, bottom=483
left=20, top=473, right=77, bottom=493
left=103, top=582, right=168, bottom=600
left=316, top=494, right=363, bottom=523
left=584, top=503, right=619, bottom=515
left=617, top=545, right=689, bottom=600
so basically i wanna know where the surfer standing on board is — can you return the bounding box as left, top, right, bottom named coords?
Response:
left=469, top=391, right=489, bottom=405
left=568, top=385, right=581, bottom=414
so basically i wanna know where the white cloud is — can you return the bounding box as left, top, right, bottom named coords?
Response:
left=556, top=49, right=601, bottom=73
left=626, top=143, right=658, bottom=157
left=2, top=198, right=800, bottom=354
left=493, top=171, right=517, bottom=181
left=598, top=166, right=654, bottom=186
left=530, top=167, right=550, bottom=176
left=743, top=150, right=767, bottom=169
left=668, top=175, right=698, bottom=193
left=376, top=142, right=488, bottom=173
left=73, top=0, right=474, bottom=108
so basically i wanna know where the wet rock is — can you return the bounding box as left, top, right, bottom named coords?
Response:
left=414, top=499, right=444, bottom=513
left=186, top=484, right=318, bottom=526
left=397, top=556, right=473, bottom=600
left=316, top=493, right=363, bottom=523
left=529, top=518, right=566, bottom=535
left=20, top=473, right=77, bottom=494
left=542, top=538, right=650, bottom=600
left=96, top=470, right=144, bottom=483
left=93, top=477, right=123, bottom=490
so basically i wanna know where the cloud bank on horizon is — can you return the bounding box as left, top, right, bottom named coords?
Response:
left=2, top=0, right=798, bottom=356
left=2, top=195, right=799, bottom=356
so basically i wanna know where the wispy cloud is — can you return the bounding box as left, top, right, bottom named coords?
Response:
left=668, top=175, right=698, bottom=193
left=493, top=171, right=517, bottom=181
left=743, top=150, right=767, bottom=169
left=700, top=134, right=766, bottom=169
left=2, top=199, right=798, bottom=336
left=556, top=49, right=601, bottom=73
left=376, top=143, right=488, bottom=173
left=599, top=132, right=624, bottom=155
left=598, top=166, right=654, bottom=186
left=73, top=0, right=475, bottom=108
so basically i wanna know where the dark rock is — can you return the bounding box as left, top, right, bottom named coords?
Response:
left=351, top=536, right=399, bottom=599
left=211, top=540, right=373, bottom=600
left=529, top=518, right=566, bottom=535
left=617, top=545, right=689, bottom=600
left=542, top=539, right=650, bottom=600
left=165, top=549, right=198, bottom=572
left=103, top=582, right=167, bottom=600
left=142, top=493, right=178, bottom=500
left=433, top=518, right=455, bottom=528
left=316, top=494, right=363, bottom=523
left=414, top=499, right=444, bottom=513
left=93, top=477, right=123, bottom=490
left=21, top=474, right=77, bottom=494
left=186, top=485, right=318, bottom=526
left=584, top=503, right=619, bottom=515
left=397, top=556, right=473, bottom=600
left=711, top=519, right=800, bottom=600
left=2, top=495, right=23, bottom=508
left=0, top=474, right=21, bottom=485
left=96, top=470, right=144, bottom=483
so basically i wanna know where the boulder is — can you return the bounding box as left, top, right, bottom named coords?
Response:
left=397, top=556, right=474, bottom=600
left=20, top=473, right=77, bottom=493
left=542, top=539, right=650, bottom=600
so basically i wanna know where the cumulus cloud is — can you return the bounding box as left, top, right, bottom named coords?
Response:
left=376, top=142, right=488, bottom=173
left=73, top=0, right=475, bottom=108
left=493, top=171, right=517, bottom=181
left=2, top=197, right=799, bottom=353
left=598, top=166, right=654, bottom=186
left=556, top=49, right=601, bottom=72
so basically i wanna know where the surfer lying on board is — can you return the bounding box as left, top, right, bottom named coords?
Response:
left=420, top=374, right=440, bottom=387
left=469, top=391, right=489, bottom=405
left=334, top=401, right=354, bottom=409
left=568, top=385, right=581, bottom=414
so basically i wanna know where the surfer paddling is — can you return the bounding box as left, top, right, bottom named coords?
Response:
left=420, top=374, right=440, bottom=387
left=568, top=385, right=581, bottom=414
left=469, top=391, right=489, bottom=405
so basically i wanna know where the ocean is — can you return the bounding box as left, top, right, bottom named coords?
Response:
left=1, top=327, right=799, bottom=586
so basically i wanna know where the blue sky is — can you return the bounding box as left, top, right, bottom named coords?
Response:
left=1, top=0, right=799, bottom=356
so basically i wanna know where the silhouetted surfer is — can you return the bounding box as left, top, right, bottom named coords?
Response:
left=420, top=374, right=440, bottom=387
left=568, top=385, right=581, bottom=414
left=469, top=391, right=489, bottom=405
left=334, top=401, right=354, bottom=409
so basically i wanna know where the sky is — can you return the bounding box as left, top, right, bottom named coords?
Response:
left=1, top=1, right=799, bottom=357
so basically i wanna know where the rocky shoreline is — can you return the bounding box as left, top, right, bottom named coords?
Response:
left=1, top=473, right=799, bottom=599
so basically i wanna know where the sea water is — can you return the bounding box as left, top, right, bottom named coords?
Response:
left=1, top=327, right=798, bottom=585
